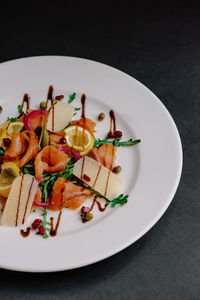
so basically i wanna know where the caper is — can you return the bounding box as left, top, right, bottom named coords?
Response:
left=98, top=112, right=105, bottom=121
left=40, top=101, right=47, bottom=110
left=112, top=165, right=122, bottom=174
left=81, top=212, right=93, bottom=222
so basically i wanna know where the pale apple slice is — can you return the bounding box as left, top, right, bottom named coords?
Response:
left=73, top=157, right=123, bottom=200
left=47, top=101, right=74, bottom=132
left=1, top=174, right=38, bottom=226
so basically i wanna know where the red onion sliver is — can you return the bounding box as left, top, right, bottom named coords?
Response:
left=37, top=177, right=44, bottom=184
left=1, top=156, right=16, bottom=161
left=33, top=199, right=50, bottom=207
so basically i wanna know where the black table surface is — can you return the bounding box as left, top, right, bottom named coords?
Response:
left=0, top=2, right=199, bottom=299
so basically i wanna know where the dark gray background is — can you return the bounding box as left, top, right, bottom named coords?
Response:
left=0, top=2, right=199, bottom=299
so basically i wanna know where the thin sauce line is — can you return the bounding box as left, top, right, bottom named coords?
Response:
left=50, top=210, right=62, bottom=237
left=81, top=156, right=85, bottom=179
left=16, top=176, right=24, bottom=226
left=93, top=165, right=101, bottom=188
left=22, top=177, right=34, bottom=224
left=104, top=170, right=111, bottom=197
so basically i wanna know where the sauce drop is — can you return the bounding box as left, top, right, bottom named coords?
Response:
left=20, top=227, right=31, bottom=238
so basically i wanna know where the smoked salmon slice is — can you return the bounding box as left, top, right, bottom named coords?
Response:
left=5, top=131, right=39, bottom=168
left=49, top=131, right=66, bottom=148
left=88, top=144, right=116, bottom=170
left=71, top=118, right=96, bottom=134
left=34, top=145, right=68, bottom=179
left=49, top=177, right=92, bottom=210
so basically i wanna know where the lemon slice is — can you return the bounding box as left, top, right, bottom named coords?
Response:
left=0, top=121, right=10, bottom=140
left=0, top=162, right=22, bottom=198
left=64, top=125, right=94, bottom=155
left=7, top=121, right=24, bottom=135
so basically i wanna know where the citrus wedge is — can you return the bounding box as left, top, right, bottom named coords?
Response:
left=0, top=162, right=22, bottom=198
left=7, top=121, right=24, bottom=135
left=0, top=121, right=10, bottom=140
left=64, top=125, right=94, bottom=156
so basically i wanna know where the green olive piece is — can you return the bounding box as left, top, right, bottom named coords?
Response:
left=40, top=101, right=47, bottom=110
left=112, top=165, right=122, bottom=174
left=98, top=112, right=105, bottom=121
left=81, top=212, right=93, bottom=222
left=42, top=128, right=49, bottom=147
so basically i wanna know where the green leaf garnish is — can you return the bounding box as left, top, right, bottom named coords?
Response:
left=106, top=194, right=129, bottom=207
left=18, top=105, right=22, bottom=113
left=41, top=208, right=51, bottom=239
left=68, top=93, right=76, bottom=103
left=7, top=117, right=18, bottom=122
left=94, top=137, right=141, bottom=148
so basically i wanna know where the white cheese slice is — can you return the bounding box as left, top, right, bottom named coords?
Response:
left=1, top=174, right=38, bottom=227
left=73, top=156, right=123, bottom=200
left=47, top=101, right=74, bottom=132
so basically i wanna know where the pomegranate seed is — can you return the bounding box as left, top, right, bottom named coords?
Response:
left=81, top=206, right=90, bottom=213
left=3, top=138, right=11, bottom=147
left=107, top=131, right=115, bottom=138
left=55, top=95, right=64, bottom=100
left=114, top=130, right=122, bottom=138
left=60, top=138, right=66, bottom=144
left=38, top=226, right=45, bottom=236
left=31, top=219, right=42, bottom=230
left=83, top=174, right=91, bottom=182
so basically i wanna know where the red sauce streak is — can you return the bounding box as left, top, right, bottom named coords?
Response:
left=50, top=210, right=62, bottom=237
left=83, top=174, right=90, bottom=182
left=20, top=227, right=31, bottom=238
left=22, top=177, right=34, bottom=224
left=16, top=176, right=24, bottom=226
left=81, top=156, right=85, bottom=179
left=93, top=165, right=101, bottom=188
left=81, top=94, right=86, bottom=147
left=107, top=110, right=116, bottom=137
left=81, top=94, right=86, bottom=119
left=104, top=170, right=111, bottom=197
left=90, top=196, right=108, bottom=212
left=21, top=93, right=30, bottom=113
left=46, top=85, right=54, bottom=105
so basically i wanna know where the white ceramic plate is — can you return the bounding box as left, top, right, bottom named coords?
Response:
left=0, top=56, right=182, bottom=272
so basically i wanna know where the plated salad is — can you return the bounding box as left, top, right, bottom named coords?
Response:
left=0, top=86, right=140, bottom=238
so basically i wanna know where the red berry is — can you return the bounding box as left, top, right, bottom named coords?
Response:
left=60, top=138, right=66, bottom=144
left=38, top=226, right=45, bottom=236
left=114, top=130, right=122, bottom=138
left=83, top=174, right=91, bottom=182
left=107, top=131, right=115, bottom=138
left=3, top=138, right=11, bottom=147
left=81, top=206, right=90, bottom=213
left=55, top=95, right=64, bottom=100
left=31, top=219, right=42, bottom=230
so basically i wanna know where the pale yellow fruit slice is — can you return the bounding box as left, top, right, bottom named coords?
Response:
left=0, top=121, right=10, bottom=140
left=47, top=101, right=74, bottom=132
left=0, top=162, right=22, bottom=198
left=7, top=121, right=24, bottom=135
left=64, top=125, right=94, bottom=155
left=1, top=174, right=38, bottom=226
left=73, top=157, right=123, bottom=200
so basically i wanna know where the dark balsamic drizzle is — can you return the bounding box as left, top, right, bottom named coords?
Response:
left=22, top=177, right=34, bottom=224
left=110, top=110, right=116, bottom=133
left=21, top=94, right=30, bottom=113
left=20, top=227, right=31, bottom=238
left=90, top=196, right=108, bottom=212
left=50, top=210, right=62, bottom=237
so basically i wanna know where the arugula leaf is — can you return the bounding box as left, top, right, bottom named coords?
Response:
left=94, top=137, right=141, bottom=148
left=7, top=117, right=18, bottom=123
left=18, top=105, right=22, bottom=113
left=107, top=194, right=129, bottom=207
left=20, top=160, right=35, bottom=175
left=68, top=93, right=76, bottom=103
left=74, top=107, right=80, bottom=111
left=41, top=208, right=51, bottom=239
